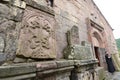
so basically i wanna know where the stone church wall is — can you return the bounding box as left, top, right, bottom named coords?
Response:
left=0, top=0, right=117, bottom=80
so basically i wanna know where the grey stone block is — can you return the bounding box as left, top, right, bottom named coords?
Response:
left=0, top=53, right=6, bottom=65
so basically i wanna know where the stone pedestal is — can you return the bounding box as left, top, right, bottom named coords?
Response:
left=70, top=60, right=99, bottom=80
left=64, top=26, right=95, bottom=60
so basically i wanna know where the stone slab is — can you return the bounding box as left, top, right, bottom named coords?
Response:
left=25, top=0, right=54, bottom=15
left=55, top=60, right=74, bottom=68
left=0, top=64, right=36, bottom=78
left=64, top=45, right=94, bottom=60
left=16, top=6, right=56, bottom=59
left=36, top=61, right=57, bottom=71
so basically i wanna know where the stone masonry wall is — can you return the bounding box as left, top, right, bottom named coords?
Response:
left=0, top=0, right=117, bottom=80
left=54, top=0, right=118, bottom=58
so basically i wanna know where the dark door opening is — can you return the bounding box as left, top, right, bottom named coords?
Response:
left=94, top=47, right=100, bottom=66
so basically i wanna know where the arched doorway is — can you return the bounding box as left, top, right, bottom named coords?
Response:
left=92, top=31, right=105, bottom=66
left=87, top=19, right=106, bottom=68
left=91, top=29, right=106, bottom=69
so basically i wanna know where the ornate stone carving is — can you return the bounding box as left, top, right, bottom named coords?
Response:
left=17, top=7, right=56, bottom=59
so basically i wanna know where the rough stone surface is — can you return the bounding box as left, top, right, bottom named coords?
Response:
left=0, top=63, right=36, bottom=78
left=64, top=26, right=94, bottom=60
left=12, top=0, right=26, bottom=9
left=0, top=37, right=4, bottom=52
left=0, top=3, right=10, bottom=19
left=0, top=3, right=24, bottom=22
left=10, top=7, right=24, bottom=22
left=95, top=67, right=105, bottom=80
left=0, top=18, right=19, bottom=61
left=0, top=0, right=118, bottom=80
left=16, top=6, right=56, bottom=59
left=25, top=0, right=54, bottom=15
left=0, top=53, right=6, bottom=65
left=36, top=61, right=57, bottom=71
left=54, top=0, right=117, bottom=60
left=67, top=25, right=80, bottom=45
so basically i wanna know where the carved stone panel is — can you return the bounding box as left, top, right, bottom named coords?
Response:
left=67, top=26, right=80, bottom=45
left=17, top=7, right=56, bottom=59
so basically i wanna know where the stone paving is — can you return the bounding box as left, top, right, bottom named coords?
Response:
left=112, top=72, right=120, bottom=80
left=106, top=72, right=120, bottom=80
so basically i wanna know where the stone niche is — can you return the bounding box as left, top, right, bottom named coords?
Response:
left=17, top=6, right=56, bottom=59
left=64, top=26, right=94, bottom=60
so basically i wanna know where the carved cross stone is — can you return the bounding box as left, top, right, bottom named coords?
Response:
left=67, top=25, right=80, bottom=45
left=64, top=26, right=94, bottom=60
left=17, top=7, right=56, bottom=59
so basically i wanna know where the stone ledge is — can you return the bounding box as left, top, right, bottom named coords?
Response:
left=74, top=59, right=98, bottom=66
left=0, top=64, right=36, bottom=78
left=0, top=73, right=36, bottom=80
left=0, top=60, right=74, bottom=78
left=55, top=60, right=74, bottom=68
left=0, top=60, right=98, bottom=79
left=37, top=66, right=74, bottom=78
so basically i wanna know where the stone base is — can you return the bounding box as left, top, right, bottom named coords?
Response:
left=0, top=60, right=74, bottom=80
left=70, top=60, right=99, bottom=80
left=95, top=67, right=105, bottom=80
left=0, top=60, right=104, bottom=80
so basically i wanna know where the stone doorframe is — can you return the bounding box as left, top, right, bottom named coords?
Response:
left=86, top=18, right=104, bottom=47
left=86, top=18, right=106, bottom=67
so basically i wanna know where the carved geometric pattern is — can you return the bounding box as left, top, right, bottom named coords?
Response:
left=17, top=7, right=56, bottom=59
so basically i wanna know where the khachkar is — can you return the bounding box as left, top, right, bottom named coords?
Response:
left=64, top=26, right=95, bottom=60
left=17, top=7, right=56, bottom=59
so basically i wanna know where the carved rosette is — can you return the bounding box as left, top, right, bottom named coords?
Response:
left=17, top=7, right=56, bottom=59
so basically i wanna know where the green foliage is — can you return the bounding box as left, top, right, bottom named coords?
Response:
left=116, top=38, right=120, bottom=56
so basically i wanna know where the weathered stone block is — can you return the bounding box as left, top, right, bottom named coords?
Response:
left=64, top=45, right=94, bottom=60
left=0, top=3, right=10, bottom=19
left=0, top=18, right=18, bottom=62
left=25, top=0, right=54, bottom=15
left=56, top=72, right=70, bottom=80
left=55, top=60, right=74, bottom=68
left=81, top=41, right=91, bottom=47
left=36, top=61, right=57, bottom=71
left=67, top=25, right=80, bottom=45
left=0, top=37, right=4, bottom=52
left=17, top=7, right=56, bottom=59
left=12, top=0, right=26, bottom=9
left=0, top=63, right=36, bottom=78
left=64, top=26, right=94, bottom=60
left=0, top=3, right=24, bottom=22
left=0, top=53, right=6, bottom=65
left=1, top=0, right=26, bottom=9
left=10, top=7, right=24, bottom=22
left=95, top=67, right=105, bottom=80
